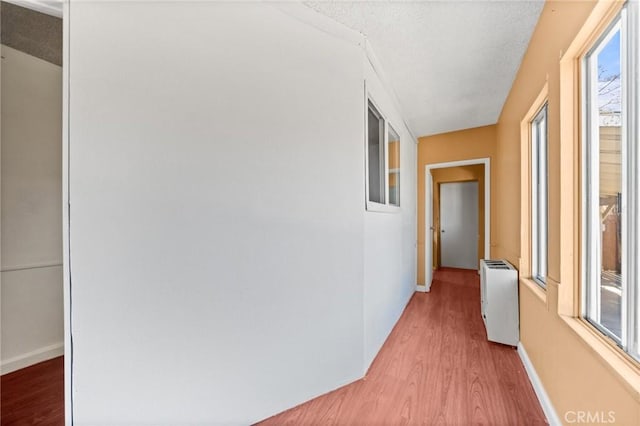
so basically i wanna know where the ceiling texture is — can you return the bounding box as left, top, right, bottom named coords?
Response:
left=2, top=0, right=62, bottom=17
left=10, top=0, right=544, bottom=138
left=305, top=0, right=544, bottom=138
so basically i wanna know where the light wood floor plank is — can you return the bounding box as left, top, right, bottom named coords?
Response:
left=259, top=268, right=547, bottom=425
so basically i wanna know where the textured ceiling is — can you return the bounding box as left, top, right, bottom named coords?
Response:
left=11, top=0, right=543, bottom=138
left=3, top=0, right=62, bottom=17
left=305, top=0, right=544, bottom=137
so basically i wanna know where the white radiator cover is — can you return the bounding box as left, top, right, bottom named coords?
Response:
left=480, top=259, right=519, bottom=346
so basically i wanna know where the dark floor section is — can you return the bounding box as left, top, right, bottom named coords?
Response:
left=1, top=356, right=64, bottom=426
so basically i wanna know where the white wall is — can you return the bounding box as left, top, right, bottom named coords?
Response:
left=1, top=45, right=64, bottom=374
left=67, top=2, right=416, bottom=424
left=363, top=60, right=418, bottom=368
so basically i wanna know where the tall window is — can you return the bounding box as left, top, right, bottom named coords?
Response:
left=366, top=100, right=400, bottom=210
left=583, top=2, right=639, bottom=357
left=531, top=103, right=548, bottom=287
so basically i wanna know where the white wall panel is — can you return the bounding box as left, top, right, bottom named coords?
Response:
left=68, top=2, right=418, bottom=423
left=69, top=3, right=365, bottom=424
left=363, top=60, right=418, bottom=369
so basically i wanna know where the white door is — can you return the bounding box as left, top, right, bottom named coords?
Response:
left=440, top=181, right=479, bottom=269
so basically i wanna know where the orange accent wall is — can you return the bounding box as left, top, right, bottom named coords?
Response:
left=416, top=2, right=640, bottom=421
left=494, top=0, right=639, bottom=423
left=388, top=140, right=400, bottom=188
left=417, top=125, right=496, bottom=284
left=388, top=140, right=400, bottom=169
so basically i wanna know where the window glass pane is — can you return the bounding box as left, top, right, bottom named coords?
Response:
left=368, top=103, right=385, bottom=204
left=388, top=126, right=400, bottom=206
left=588, top=26, right=623, bottom=340
left=537, top=112, right=547, bottom=282
left=531, top=105, right=547, bottom=285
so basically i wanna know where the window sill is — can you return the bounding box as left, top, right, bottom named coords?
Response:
left=365, top=201, right=401, bottom=214
left=560, top=314, right=640, bottom=402
left=520, top=276, right=547, bottom=306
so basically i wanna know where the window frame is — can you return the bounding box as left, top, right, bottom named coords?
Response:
left=555, top=0, right=640, bottom=392
left=581, top=1, right=640, bottom=360
left=531, top=103, right=549, bottom=288
left=519, top=82, right=549, bottom=301
left=365, top=97, right=401, bottom=213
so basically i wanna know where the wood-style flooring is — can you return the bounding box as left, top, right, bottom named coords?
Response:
left=0, top=269, right=545, bottom=425
left=259, top=268, right=547, bottom=425
left=1, top=356, right=64, bottom=425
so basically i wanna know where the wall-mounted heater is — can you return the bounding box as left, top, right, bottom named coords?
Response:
left=480, top=259, right=519, bottom=346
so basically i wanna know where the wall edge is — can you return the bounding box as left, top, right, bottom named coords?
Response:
left=517, top=342, right=562, bottom=426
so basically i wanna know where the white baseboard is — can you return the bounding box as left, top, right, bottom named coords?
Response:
left=517, top=342, right=561, bottom=426
left=1, top=342, right=64, bottom=375
left=415, top=284, right=428, bottom=293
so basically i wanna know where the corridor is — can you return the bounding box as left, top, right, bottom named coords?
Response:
left=260, top=269, right=546, bottom=425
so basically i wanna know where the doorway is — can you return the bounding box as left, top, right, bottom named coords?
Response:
left=1, top=1, right=64, bottom=424
left=424, top=158, right=490, bottom=290
left=440, top=181, right=479, bottom=269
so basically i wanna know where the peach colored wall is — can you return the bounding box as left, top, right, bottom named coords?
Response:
left=431, top=165, right=485, bottom=270
left=417, top=125, right=496, bottom=284
left=495, top=1, right=640, bottom=423
left=389, top=140, right=400, bottom=188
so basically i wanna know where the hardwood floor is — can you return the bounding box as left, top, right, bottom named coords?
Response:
left=259, top=268, right=547, bottom=425
left=0, top=269, right=545, bottom=425
left=1, top=356, right=64, bottom=426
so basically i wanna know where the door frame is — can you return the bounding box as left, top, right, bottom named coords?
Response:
left=424, top=158, right=490, bottom=291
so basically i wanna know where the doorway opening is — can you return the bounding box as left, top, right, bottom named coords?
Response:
left=1, top=1, right=65, bottom=424
left=424, top=158, right=490, bottom=290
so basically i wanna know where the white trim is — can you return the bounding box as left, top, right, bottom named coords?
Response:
left=3, top=0, right=63, bottom=18
left=620, top=6, right=630, bottom=352
left=627, top=0, right=640, bottom=357
left=1, top=342, right=64, bottom=375
left=1, top=261, right=63, bottom=273
left=424, top=158, right=491, bottom=290
left=62, top=0, right=72, bottom=423
left=531, top=103, right=548, bottom=286
left=366, top=201, right=401, bottom=214
left=415, top=284, right=428, bottom=293
left=517, top=343, right=561, bottom=426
